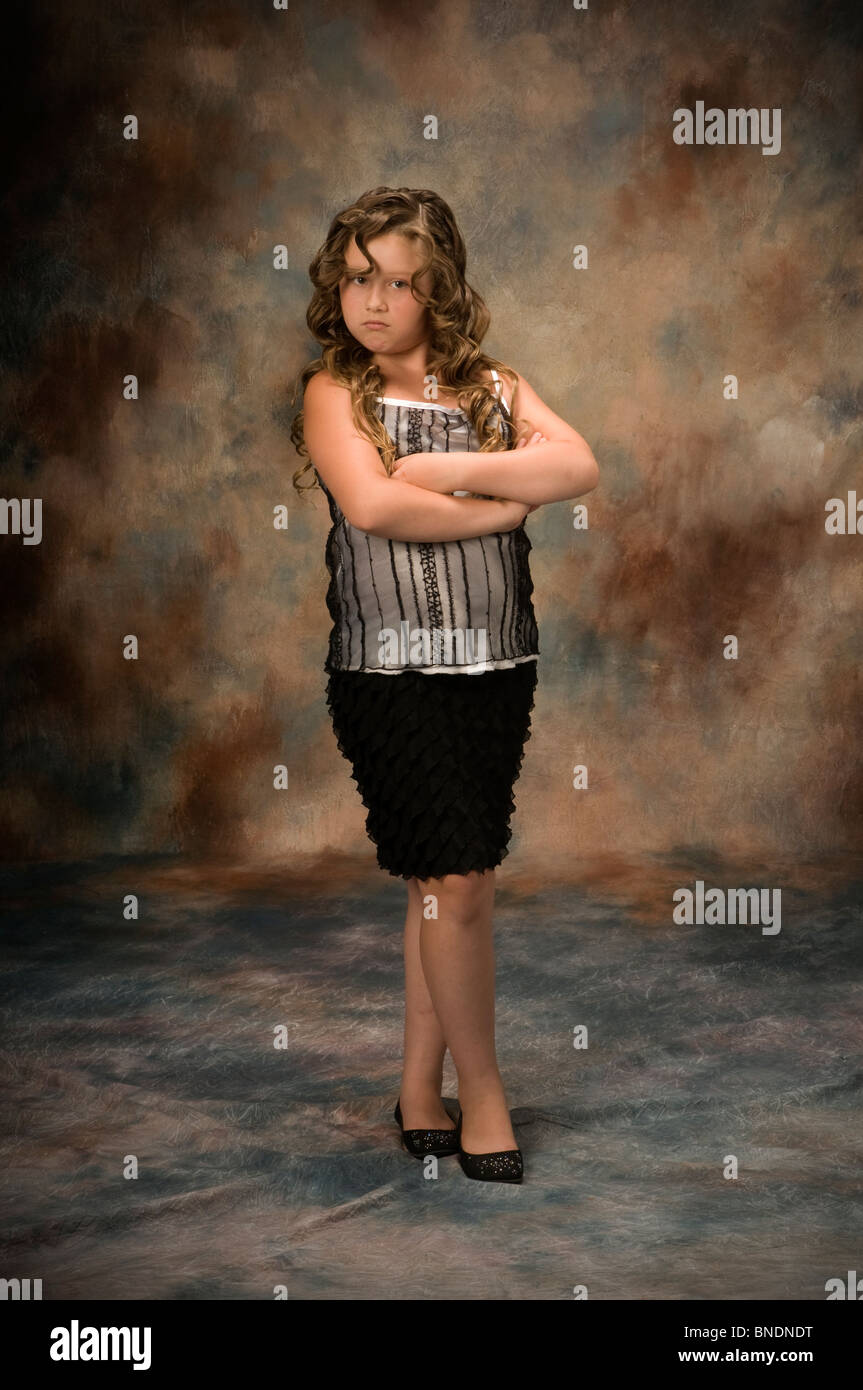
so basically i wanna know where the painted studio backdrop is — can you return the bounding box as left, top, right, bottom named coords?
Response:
left=1, top=0, right=861, bottom=1304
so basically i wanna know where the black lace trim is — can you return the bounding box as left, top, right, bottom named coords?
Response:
left=404, top=408, right=446, bottom=632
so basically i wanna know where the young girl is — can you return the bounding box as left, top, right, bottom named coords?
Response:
left=290, top=187, right=598, bottom=1183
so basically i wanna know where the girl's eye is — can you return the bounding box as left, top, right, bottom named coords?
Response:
left=350, top=276, right=408, bottom=288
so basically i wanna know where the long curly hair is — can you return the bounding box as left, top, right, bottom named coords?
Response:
left=289, top=186, right=528, bottom=495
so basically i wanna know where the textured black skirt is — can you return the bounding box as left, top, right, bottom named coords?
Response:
left=325, top=660, right=538, bottom=880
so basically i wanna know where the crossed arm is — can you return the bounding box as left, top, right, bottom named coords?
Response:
left=304, top=367, right=598, bottom=542
left=391, top=372, right=599, bottom=507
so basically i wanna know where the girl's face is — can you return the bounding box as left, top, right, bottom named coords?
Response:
left=338, top=232, right=433, bottom=356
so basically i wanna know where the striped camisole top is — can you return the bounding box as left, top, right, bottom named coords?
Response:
left=314, top=368, right=540, bottom=675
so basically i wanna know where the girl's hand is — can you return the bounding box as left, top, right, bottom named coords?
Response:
left=390, top=454, right=461, bottom=494
left=516, top=430, right=549, bottom=450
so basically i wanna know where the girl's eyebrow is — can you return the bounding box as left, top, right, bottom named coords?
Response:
left=343, top=266, right=413, bottom=277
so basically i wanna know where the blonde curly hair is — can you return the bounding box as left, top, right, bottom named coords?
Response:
left=289, top=185, right=528, bottom=495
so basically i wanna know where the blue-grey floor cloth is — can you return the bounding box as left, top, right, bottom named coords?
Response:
left=0, top=852, right=859, bottom=1300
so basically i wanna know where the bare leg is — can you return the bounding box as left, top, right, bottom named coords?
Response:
left=415, top=868, right=518, bottom=1153
left=398, top=875, right=455, bottom=1130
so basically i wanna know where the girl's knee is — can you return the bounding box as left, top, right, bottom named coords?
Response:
left=419, top=869, right=492, bottom=923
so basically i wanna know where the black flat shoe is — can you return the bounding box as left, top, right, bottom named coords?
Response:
left=454, top=1109, right=524, bottom=1183
left=394, top=1098, right=460, bottom=1158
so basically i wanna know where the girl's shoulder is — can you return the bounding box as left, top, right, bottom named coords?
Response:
left=305, top=366, right=343, bottom=399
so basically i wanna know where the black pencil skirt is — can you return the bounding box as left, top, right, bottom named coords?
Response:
left=324, top=660, right=538, bottom=880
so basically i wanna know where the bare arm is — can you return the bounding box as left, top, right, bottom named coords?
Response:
left=444, top=438, right=596, bottom=505
left=302, top=371, right=529, bottom=542
left=392, top=371, right=600, bottom=506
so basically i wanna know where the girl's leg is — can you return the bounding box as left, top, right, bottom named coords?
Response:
left=398, top=875, right=456, bottom=1130
left=415, top=868, right=518, bottom=1154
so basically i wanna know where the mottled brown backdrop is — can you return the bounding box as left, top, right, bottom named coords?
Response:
left=2, top=0, right=861, bottom=873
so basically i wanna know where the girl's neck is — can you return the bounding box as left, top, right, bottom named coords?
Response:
left=381, top=382, right=462, bottom=404
left=373, top=345, right=465, bottom=405
left=376, top=367, right=491, bottom=406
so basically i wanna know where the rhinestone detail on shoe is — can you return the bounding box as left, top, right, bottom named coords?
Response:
left=403, top=1126, right=459, bottom=1152
left=459, top=1147, right=524, bottom=1182
left=394, top=1101, right=459, bottom=1155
